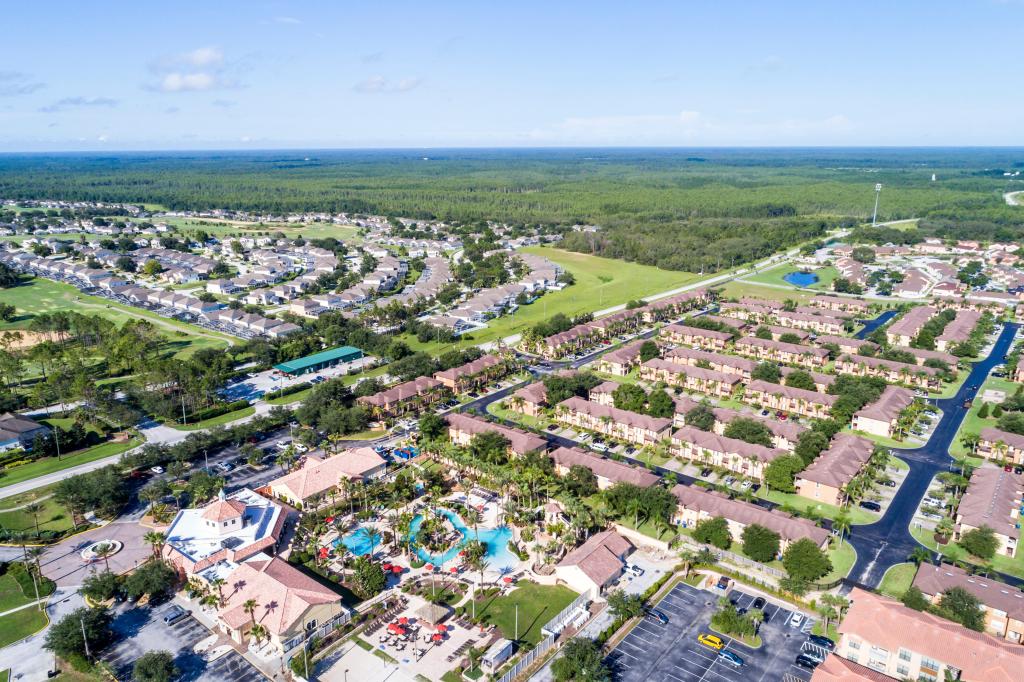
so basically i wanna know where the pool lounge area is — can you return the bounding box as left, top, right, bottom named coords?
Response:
left=409, top=508, right=518, bottom=570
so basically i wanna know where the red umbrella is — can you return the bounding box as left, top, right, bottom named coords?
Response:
left=458, top=550, right=466, bottom=556
left=319, top=547, right=329, bottom=559
left=388, top=623, right=406, bottom=635
left=449, top=567, right=459, bottom=574
left=391, top=566, right=403, bottom=574
left=502, top=576, right=513, bottom=584
left=424, top=563, right=434, bottom=571
left=325, top=516, right=335, bottom=523
left=398, top=617, right=409, bottom=625
left=382, top=563, right=393, bottom=570
left=436, top=624, right=448, bottom=632
left=432, top=633, right=443, bottom=641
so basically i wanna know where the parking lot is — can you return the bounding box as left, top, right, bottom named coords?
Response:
left=102, top=602, right=266, bottom=682
left=606, top=582, right=824, bottom=682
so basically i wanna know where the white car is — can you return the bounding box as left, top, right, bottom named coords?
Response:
left=789, top=613, right=805, bottom=629
left=150, top=466, right=165, bottom=474
left=625, top=564, right=644, bottom=577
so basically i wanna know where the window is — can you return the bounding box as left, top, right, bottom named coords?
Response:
left=896, top=664, right=909, bottom=677
left=848, top=639, right=861, bottom=650
left=847, top=652, right=859, bottom=663
left=898, top=649, right=911, bottom=662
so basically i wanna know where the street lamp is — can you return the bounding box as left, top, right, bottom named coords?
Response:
left=871, top=183, right=883, bottom=227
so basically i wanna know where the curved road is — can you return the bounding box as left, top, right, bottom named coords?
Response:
left=848, top=321, right=1020, bottom=588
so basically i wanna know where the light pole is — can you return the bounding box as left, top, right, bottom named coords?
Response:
left=871, top=183, right=883, bottom=226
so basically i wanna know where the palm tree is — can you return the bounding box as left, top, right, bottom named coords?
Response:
left=832, top=512, right=852, bottom=547
left=209, top=577, right=226, bottom=606
left=94, top=543, right=115, bottom=573
left=249, top=623, right=268, bottom=648
left=243, top=598, right=258, bottom=627
left=144, top=531, right=166, bottom=559
left=909, top=546, right=932, bottom=565
left=678, top=549, right=700, bottom=579
left=24, top=502, right=43, bottom=536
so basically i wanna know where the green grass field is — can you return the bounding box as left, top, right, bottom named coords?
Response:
left=878, top=563, right=917, bottom=598
left=473, top=581, right=578, bottom=645
left=950, top=376, right=1018, bottom=457
left=0, top=607, right=47, bottom=648
left=0, top=437, right=141, bottom=490
left=743, top=263, right=839, bottom=291
left=171, top=406, right=256, bottom=431
left=0, top=573, right=35, bottom=613
left=0, top=277, right=234, bottom=359
left=756, top=489, right=877, bottom=525
left=159, top=216, right=362, bottom=242
left=717, top=280, right=817, bottom=303
left=0, top=486, right=73, bottom=535
left=910, top=526, right=1024, bottom=579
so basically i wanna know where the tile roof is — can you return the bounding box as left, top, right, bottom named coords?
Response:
left=641, top=359, right=742, bottom=386
left=980, top=426, right=1024, bottom=451
left=797, top=434, right=874, bottom=489
left=550, top=446, right=659, bottom=487
left=956, top=464, right=1024, bottom=541
left=912, top=563, right=1024, bottom=622
left=672, top=425, right=786, bottom=464
left=433, top=354, right=504, bottom=382
left=268, top=447, right=386, bottom=501
left=886, top=306, right=937, bottom=338
left=446, top=413, right=548, bottom=455
left=811, top=654, right=900, bottom=682
left=558, top=396, right=672, bottom=433
left=735, top=336, right=830, bottom=358
left=665, top=347, right=756, bottom=374
left=854, top=385, right=915, bottom=424
left=556, top=530, right=633, bottom=588
left=746, top=379, right=839, bottom=406
left=661, top=323, right=732, bottom=341
left=357, top=376, right=442, bottom=407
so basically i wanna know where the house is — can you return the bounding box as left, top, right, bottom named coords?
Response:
left=162, top=488, right=286, bottom=577
left=596, top=340, right=646, bottom=376
left=852, top=386, right=916, bottom=438
left=433, top=354, right=512, bottom=393
left=913, top=563, right=1024, bottom=644
left=836, top=354, right=940, bottom=390
left=774, top=310, right=846, bottom=335
left=266, top=448, right=388, bottom=508
left=671, top=484, right=829, bottom=551
left=734, top=336, right=829, bottom=368
left=670, top=426, right=785, bottom=481
left=795, top=434, right=875, bottom=506
left=555, top=397, right=672, bottom=445
left=659, top=323, right=731, bottom=351
left=953, top=464, right=1023, bottom=558
left=742, top=380, right=837, bottom=419
left=446, top=413, right=548, bottom=456
left=356, top=376, right=446, bottom=418
left=885, top=306, right=937, bottom=346
left=833, top=587, right=1024, bottom=682
left=550, top=446, right=659, bottom=489
left=638, top=359, right=741, bottom=398
left=554, top=530, right=634, bottom=599
left=509, top=381, right=549, bottom=417
left=215, top=555, right=348, bottom=656
left=935, top=309, right=981, bottom=352
left=664, top=346, right=756, bottom=379
left=0, top=413, right=51, bottom=452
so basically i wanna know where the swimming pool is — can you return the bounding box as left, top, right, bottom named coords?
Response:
left=336, top=525, right=383, bottom=556
left=409, top=508, right=518, bottom=569
left=783, top=270, right=819, bottom=287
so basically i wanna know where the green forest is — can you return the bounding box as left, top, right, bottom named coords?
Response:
left=1, top=148, right=1022, bottom=272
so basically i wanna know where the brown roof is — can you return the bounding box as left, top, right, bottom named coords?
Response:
left=780, top=365, right=835, bottom=389
left=739, top=297, right=784, bottom=309
left=735, top=336, right=830, bottom=359
left=699, top=315, right=748, bottom=331
left=912, top=563, right=1024, bottom=622
left=201, top=495, right=247, bottom=522
left=794, top=305, right=853, bottom=320
left=839, top=588, right=1024, bottom=682
left=797, top=434, right=874, bottom=489
left=776, top=310, right=846, bottom=327
left=745, top=380, right=839, bottom=406
left=765, top=324, right=810, bottom=340
left=446, top=413, right=548, bottom=455
left=513, top=381, right=547, bottom=406
left=815, top=335, right=874, bottom=353
left=357, top=375, right=442, bottom=407
left=980, top=426, right=1024, bottom=451
left=708, top=405, right=808, bottom=442
left=641, top=359, right=742, bottom=386
left=854, top=385, right=915, bottom=424
left=556, top=530, right=633, bottom=588
left=811, top=654, right=900, bottom=682
left=957, top=464, right=1024, bottom=540
left=672, top=425, right=785, bottom=464
left=810, top=295, right=871, bottom=311
left=839, top=354, right=940, bottom=377
left=558, top=396, right=672, bottom=434
left=550, top=446, right=659, bottom=487
left=433, top=354, right=503, bottom=382
left=268, top=447, right=386, bottom=501
left=886, top=306, right=937, bottom=338
left=937, top=309, right=982, bottom=345
left=601, top=340, right=645, bottom=366
left=896, top=346, right=958, bottom=366
left=589, top=380, right=620, bottom=397
left=661, top=323, right=732, bottom=341
left=665, top=346, right=756, bottom=374
left=671, top=484, right=830, bottom=545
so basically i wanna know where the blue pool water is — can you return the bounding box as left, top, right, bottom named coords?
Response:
left=336, top=526, right=383, bottom=556
left=409, top=508, right=517, bottom=569
left=783, top=270, right=819, bottom=287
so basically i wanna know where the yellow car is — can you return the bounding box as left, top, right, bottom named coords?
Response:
left=698, top=634, right=724, bottom=650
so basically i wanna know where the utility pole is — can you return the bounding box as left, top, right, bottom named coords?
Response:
left=515, top=603, right=519, bottom=641
left=871, top=183, right=883, bottom=226
left=81, top=616, right=91, bottom=660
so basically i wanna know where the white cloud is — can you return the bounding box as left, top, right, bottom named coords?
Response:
left=0, top=71, right=45, bottom=97
left=97, top=135, right=108, bottom=142
left=181, top=47, right=223, bottom=68
left=353, top=76, right=421, bottom=94
left=148, top=47, right=235, bottom=92
left=159, top=73, right=217, bottom=92
left=272, top=16, right=301, bottom=25
left=39, top=96, right=117, bottom=113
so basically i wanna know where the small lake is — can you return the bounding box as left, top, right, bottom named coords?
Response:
left=783, top=270, right=819, bottom=287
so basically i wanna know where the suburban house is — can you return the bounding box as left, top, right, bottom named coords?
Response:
left=742, top=380, right=837, bottom=419
left=885, top=306, right=938, bottom=346
left=356, top=376, right=447, bottom=418
left=664, top=346, right=756, bottom=379
left=795, top=434, right=875, bottom=506
left=670, top=484, right=830, bottom=551
left=433, top=354, right=512, bottom=393
left=851, top=385, right=916, bottom=438
left=446, top=413, right=548, bottom=456
left=912, top=563, right=1024, bottom=644
left=0, top=413, right=51, bottom=451
left=596, top=340, right=646, bottom=376
left=638, top=359, right=741, bottom=398
left=953, top=465, right=1023, bottom=559
left=733, top=336, right=830, bottom=368
left=266, top=448, right=388, bottom=508
left=836, top=354, right=941, bottom=390
left=834, top=587, right=1024, bottom=682
left=549, top=446, right=659, bottom=489
left=670, top=425, right=785, bottom=481
left=935, top=309, right=981, bottom=352
left=978, top=427, right=1024, bottom=465
left=216, top=555, right=348, bottom=657
left=555, top=396, right=672, bottom=445
left=774, top=310, right=845, bottom=335
left=658, top=323, right=732, bottom=351
left=554, top=530, right=634, bottom=599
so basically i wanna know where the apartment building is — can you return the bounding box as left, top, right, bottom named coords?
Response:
left=780, top=366, right=836, bottom=393
left=913, top=563, right=1024, bottom=644
left=433, top=353, right=512, bottom=393
left=742, top=380, right=838, bottom=419
left=356, top=376, right=446, bottom=418
left=719, top=301, right=775, bottom=322
left=670, top=484, right=830, bottom=551
left=935, top=309, right=981, bottom=352
left=670, top=425, right=785, bottom=481
left=664, top=346, right=756, bottom=379
left=774, top=310, right=846, bottom=335
left=640, top=288, right=712, bottom=324
left=852, top=385, right=916, bottom=438
left=549, top=446, right=659, bottom=489
left=446, top=413, right=548, bottom=456
left=836, top=354, right=941, bottom=390
left=668, top=398, right=806, bottom=450
left=659, top=323, right=732, bottom=351
left=978, top=427, right=1024, bottom=466
left=814, top=334, right=876, bottom=357
left=885, top=306, right=938, bottom=346
left=809, top=295, right=871, bottom=315
left=596, top=340, right=645, bottom=376
left=761, top=324, right=810, bottom=342
left=638, top=359, right=741, bottom=398
left=835, top=587, right=1024, bottom=682
left=698, top=315, right=748, bottom=334
left=734, top=336, right=830, bottom=368
left=795, top=434, right=874, bottom=506
left=954, top=464, right=1023, bottom=559
left=588, top=381, right=619, bottom=406
left=540, top=324, right=599, bottom=359
left=509, top=381, right=548, bottom=417
left=555, top=396, right=672, bottom=445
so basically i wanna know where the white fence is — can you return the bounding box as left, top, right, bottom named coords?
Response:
left=494, top=591, right=590, bottom=682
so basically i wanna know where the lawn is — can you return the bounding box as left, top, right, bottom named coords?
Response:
left=0, top=606, right=47, bottom=648
left=486, top=401, right=549, bottom=431
left=822, top=541, right=857, bottom=583
left=0, top=485, right=74, bottom=535
left=718, top=280, right=816, bottom=303
left=266, top=386, right=313, bottom=405
left=171, top=406, right=256, bottom=431
left=473, top=581, right=578, bottom=645
left=160, top=216, right=363, bottom=242
left=911, top=526, right=1024, bottom=580
left=742, top=263, right=838, bottom=291
left=756, top=489, right=877, bottom=525
left=0, top=573, right=35, bottom=612
left=0, top=277, right=234, bottom=359
left=878, top=563, right=917, bottom=598
left=0, top=437, right=141, bottom=489
left=950, top=375, right=1018, bottom=457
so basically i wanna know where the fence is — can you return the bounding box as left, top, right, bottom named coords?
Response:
left=493, top=591, right=591, bottom=682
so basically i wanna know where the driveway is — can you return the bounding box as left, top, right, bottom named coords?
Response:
left=39, top=518, right=151, bottom=587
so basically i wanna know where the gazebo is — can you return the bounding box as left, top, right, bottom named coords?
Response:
left=414, top=601, right=452, bottom=626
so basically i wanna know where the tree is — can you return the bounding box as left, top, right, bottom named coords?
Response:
left=741, top=524, right=781, bottom=562
left=469, top=430, right=512, bottom=465
left=685, top=404, right=716, bottom=431
left=564, top=465, right=598, bottom=497
left=638, top=340, right=659, bottom=363
left=833, top=512, right=852, bottom=547
left=133, top=651, right=179, bottom=682
left=779, top=332, right=803, bottom=345
left=693, top=516, right=732, bottom=550
left=722, top=418, right=773, bottom=447
left=751, top=361, right=781, bottom=384
left=901, top=586, right=930, bottom=611
left=607, top=589, right=644, bottom=620
left=351, top=555, right=386, bottom=598
left=646, top=390, right=675, bottom=418
left=141, top=259, right=164, bottom=276
left=418, top=412, right=448, bottom=441
left=44, top=606, right=114, bottom=660
left=115, top=255, right=136, bottom=272
left=123, top=560, right=177, bottom=601
left=784, top=370, right=817, bottom=391
left=958, top=525, right=998, bottom=560
left=612, top=383, right=647, bottom=413
left=782, top=538, right=832, bottom=582
left=937, top=587, right=985, bottom=632
left=764, top=455, right=804, bottom=492
left=978, top=402, right=990, bottom=419
left=851, top=246, right=876, bottom=263
left=551, top=638, right=611, bottom=682
left=908, top=547, right=932, bottom=566
left=81, top=570, right=121, bottom=602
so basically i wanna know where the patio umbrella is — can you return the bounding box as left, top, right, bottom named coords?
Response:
left=325, top=516, right=335, bottom=523
left=435, top=624, right=448, bottom=632
left=457, top=550, right=466, bottom=556
left=502, top=576, right=513, bottom=583
left=318, top=547, right=329, bottom=559
left=449, top=567, right=459, bottom=574
left=391, top=566, right=403, bottom=574
left=398, top=617, right=409, bottom=625
left=424, top=563, right=434, bottom=571
left=382, top=562, right=393, bottom=570
left=432, top=633, right=443, bottom=642
left=388, top=624, right=406, bottom=635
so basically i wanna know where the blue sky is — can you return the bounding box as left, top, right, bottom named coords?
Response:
left=0, top=0, right=1020, bottom=151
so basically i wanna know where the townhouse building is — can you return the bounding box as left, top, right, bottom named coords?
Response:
left=954, top=464, right=1023, bottom=559
left=913, top=563, right=1024, bottom=645
left=809, top=295, right=871, bottom=315
left=734, top=336, right=830, bottom=368
left=795, top=434, right=874, bottom=506
left=549, top=446, right=659, bottom=489
left=935, top=309, right=981, bottom=352
left=774, top=310, right=846, bottom=335
left=638, top=359, right=741, bottom=398
left=885, top=306, right=938, bottom=346
left=433, top=353, right=513, bottom=393
left=356, top=376, right=447, bottom=418
left=742, top=379, right=837, bottom=419
left=836, top=354, right=941, bottom=390
left=555, top=396, right=672, bottom=445
left=659, top=323, right=732, bottom=351
left=664, top=346, right=756, bottom=379
left=446, top=413, right=548, bottom=456
left=852, top=385, right=916, bottom=438
left=595, top=340, right=645, bottom=376
left=670, top=425, right=785, bottom=481
left=814, top=334, right=876, bottom=357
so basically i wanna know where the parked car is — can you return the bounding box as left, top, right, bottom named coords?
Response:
left=801, top=647, right=827, bottom=664
left=162, top=605, right=189, bottom=625
left=715, top=576, right=730, bottom=591
left=697, top=634, right=724, bottom=650
left=700, top=467, right=713, bottom=478
left=645, top=609, right=669, bottom=625
left=625, top=564, right=644, bottom=577
left=752, top=597, right=766, bottom=611
left=788, top=613, right=805, bottom=629
left=718, top=650, right=744, bottom=667
left=808, top=634, right=836, bottom=650
left=150, top=466, right=165, bottom=474
left=879, top=479, right=897, bottom=487
left=859, top=500, right=882, bottom=512
left=794, top=654, right=819, bottom=670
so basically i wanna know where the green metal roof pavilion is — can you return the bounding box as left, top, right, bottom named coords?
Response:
left=273, top=346, right=363, bottom=375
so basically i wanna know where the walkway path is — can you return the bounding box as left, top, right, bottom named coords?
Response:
left=1004, top=191, right=1024, bottom=206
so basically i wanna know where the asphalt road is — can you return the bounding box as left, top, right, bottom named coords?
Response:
left=847, top=321, right=1021, bottom=588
